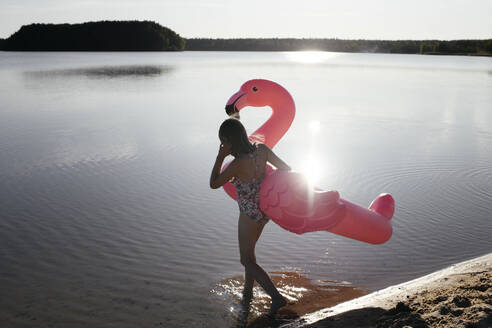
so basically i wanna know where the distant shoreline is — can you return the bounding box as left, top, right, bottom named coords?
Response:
left=1, top=49, right=490, bottom=58
left=0, top=21, right=490, bottom=57
left=184, top=38, right=492, bottom=57
left=182, top=49, right=492, bottom=57
left=422, top=51, right=492, bottom=57
left=0, top=21, right=185, bottom=51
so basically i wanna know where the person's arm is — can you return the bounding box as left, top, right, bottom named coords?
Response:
left=210, top=144, right=237, bottom=189
left=260, top=144, right=291, bottom=170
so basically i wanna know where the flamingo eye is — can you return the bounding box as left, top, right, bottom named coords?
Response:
left=252, top=86, right=258, bottom=92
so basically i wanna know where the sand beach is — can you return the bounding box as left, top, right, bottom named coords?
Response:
left=273, top=253, right=492, bottom=328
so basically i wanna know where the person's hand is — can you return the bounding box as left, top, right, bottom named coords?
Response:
left=218, top=143, right=232, bottom=159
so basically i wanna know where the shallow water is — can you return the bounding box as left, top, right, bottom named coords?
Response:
left=0, top=51, right=491, bottom=327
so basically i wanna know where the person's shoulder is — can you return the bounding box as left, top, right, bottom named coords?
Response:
left=230, top=157, right=247, bottom=170
left=257, top=143, right=270, bottom=152
left=256, top=143, right=270, bottom=160
left=229, top=157, right=241, bottom=167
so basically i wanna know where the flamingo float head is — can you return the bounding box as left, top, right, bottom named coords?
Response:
left=224, top=79, right=296, bottom=148
left=225, top=79, right=292, bottom=116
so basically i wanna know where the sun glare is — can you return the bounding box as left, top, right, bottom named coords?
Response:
left=301, top=157, right=321, bottom=186
left=296, top=120, right=324, bottom=186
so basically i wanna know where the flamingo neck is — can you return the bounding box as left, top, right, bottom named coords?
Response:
left=250, top=91, right=295, bottom=149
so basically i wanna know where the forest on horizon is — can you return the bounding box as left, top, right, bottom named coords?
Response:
left=185, top=38, right=492, bottom=56
left=0, top=21, right=491, bottom=56
left=0, top=21, right=184, bottom=51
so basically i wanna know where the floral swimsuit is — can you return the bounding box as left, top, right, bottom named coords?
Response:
left=231, top=147, right=269, bottom=223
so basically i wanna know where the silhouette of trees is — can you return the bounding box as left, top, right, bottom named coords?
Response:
left=184, top=38, right=492, bottom=56
left=1, top=21, right=184, bottom=51
left=1, top=22, right=490, bottom=56
left=486, top=40, right=492, bottom=52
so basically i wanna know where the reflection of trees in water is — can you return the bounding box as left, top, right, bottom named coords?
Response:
left=24, top=65, right=174, bottom=79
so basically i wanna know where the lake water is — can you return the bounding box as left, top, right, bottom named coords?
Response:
left=0, top=51, right=491, bottom=327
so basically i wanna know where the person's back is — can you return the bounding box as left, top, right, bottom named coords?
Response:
left=232, top=143, right=267, bottom=182
left=231, top=144, right=269, bottom=223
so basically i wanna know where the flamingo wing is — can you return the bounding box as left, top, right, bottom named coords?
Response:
left=260, top=170, right=346, bottom=234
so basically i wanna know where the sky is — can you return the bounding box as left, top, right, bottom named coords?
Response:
left=1, top=0, right=492, bottom=40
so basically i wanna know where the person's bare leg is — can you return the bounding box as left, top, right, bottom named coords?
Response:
left=242, top=258, right=254, bottom=300
left=238, top=214, right=286, bottom=315
left=242, top=219, right=266, bottom=299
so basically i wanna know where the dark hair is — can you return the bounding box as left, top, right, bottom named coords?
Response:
left=219, top=118, right=256, bottom=157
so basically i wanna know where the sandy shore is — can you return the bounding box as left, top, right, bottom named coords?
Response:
left=277, top=253, right=491, bottom=328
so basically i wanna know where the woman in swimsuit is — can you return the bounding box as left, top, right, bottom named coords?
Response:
left=210, top=118, right=291, bottom=316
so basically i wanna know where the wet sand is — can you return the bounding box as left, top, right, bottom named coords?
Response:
left=214, top=270, right=368, bottom=327
left=282, top=253, right=491, bottom=328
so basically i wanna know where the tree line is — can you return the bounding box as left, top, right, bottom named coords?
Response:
left=1, top=21, right=490, bottom=56
left=0, top=21, right=185, bottom=51
left=184, top=38, right=492, bottom=56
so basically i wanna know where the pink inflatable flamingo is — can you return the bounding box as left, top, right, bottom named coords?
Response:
left=223, top=79, right=394, bottom=244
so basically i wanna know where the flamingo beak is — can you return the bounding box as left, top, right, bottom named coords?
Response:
left=225, top=91, right=246, bottom=119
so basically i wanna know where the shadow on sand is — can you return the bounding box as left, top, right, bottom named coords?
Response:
left=235, top=302, right=430, bottom=328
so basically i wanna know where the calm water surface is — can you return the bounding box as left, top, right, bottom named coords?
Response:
left=0, top=51, right=491, bottom=327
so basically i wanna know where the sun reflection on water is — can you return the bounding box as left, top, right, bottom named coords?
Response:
left=286, top=51, right=339, bottom=64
